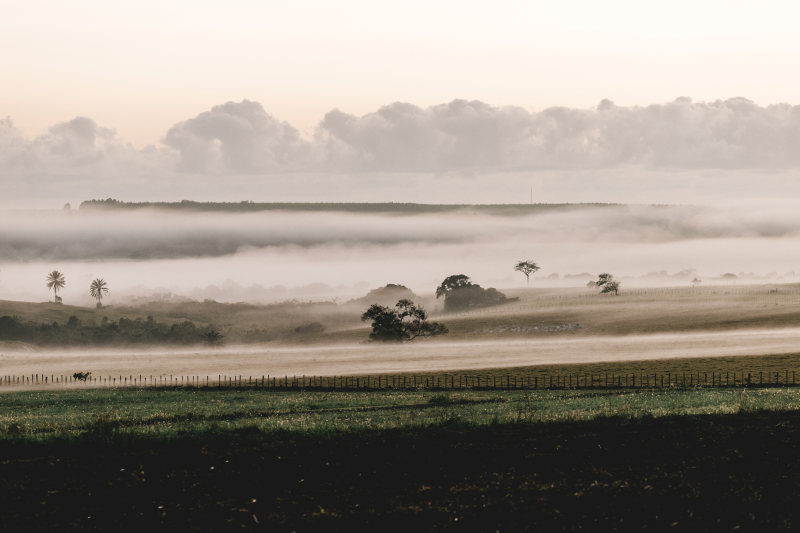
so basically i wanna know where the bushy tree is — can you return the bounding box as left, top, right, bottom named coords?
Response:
left=361, top=299, right=447, bottom=342
left=435, top=274, right=515, bottom=312
left=514, top=260, right=540, bottom=286
left=595, top=273, right=621, bottom=295
left=435, top=274, right=472, bottom=299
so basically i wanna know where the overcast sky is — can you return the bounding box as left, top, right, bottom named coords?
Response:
left=3, top=1, right=800, bottom=207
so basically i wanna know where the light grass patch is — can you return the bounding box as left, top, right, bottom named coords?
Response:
left=5, top=387, right=800, bottom=444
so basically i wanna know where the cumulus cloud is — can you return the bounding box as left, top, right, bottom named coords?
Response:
left=3, top=97, right=800, bottom=187
left=161, top=97, right=800, bottom=172
left=318, top=100, right=534, bottom=171
left=319, top=97, right=800, bottom=171
left=0, top=116, right=172, bottom=179
left=163, top=100, right=311, bottom=173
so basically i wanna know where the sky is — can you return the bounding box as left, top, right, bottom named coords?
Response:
left=3, top=0, right=800, bottom=146
left=2, top=0, right=800, bottom=208
left=3, top=2, right=800, bottom=299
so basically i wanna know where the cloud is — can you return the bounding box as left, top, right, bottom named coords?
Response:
left=318, top=97, right=800, bottom=171
left=0, top=116, right=172, bottom=179
left=156, top=97, right=800, bottom=173
left=318, top=100, right=534, bottom=171
left=163, top=100, right=311, bottom=173
left=3, top=97, right=800, bottom=199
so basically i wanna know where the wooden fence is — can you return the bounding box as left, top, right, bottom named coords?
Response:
left=2, top=371, right=800, bottom=390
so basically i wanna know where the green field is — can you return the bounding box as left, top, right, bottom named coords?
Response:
left=5, top=386, right=800, bottom=443
left=5, top=282, right=800, bottom=530
left=4, top=386, right=800, bottom=531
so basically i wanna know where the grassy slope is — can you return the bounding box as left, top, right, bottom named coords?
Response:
left=5, top=283, right=800, bottom=347
left=3, top=387, right=800, bottom=531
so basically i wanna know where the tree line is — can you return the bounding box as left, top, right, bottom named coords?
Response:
left=0, top=314, right=221, bottom=346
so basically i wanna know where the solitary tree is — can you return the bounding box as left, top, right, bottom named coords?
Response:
left=361, top=299, right=447, bottom=342
left=595, top=272, right=620, bottom=295
left=89, top=278, right=109, bottom=308
left=514, top=260, right=540, bottom=286
left=46, top=270, right=66, bottom=303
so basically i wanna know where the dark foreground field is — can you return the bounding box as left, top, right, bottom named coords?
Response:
left=3, top=388, right=800, bottom=531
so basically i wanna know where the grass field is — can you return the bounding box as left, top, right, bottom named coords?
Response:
left=6, top=386, right=800, bottom=443
left=4, top=386, right=800, bottom=531
left=5, top=284, right=800, bottom=530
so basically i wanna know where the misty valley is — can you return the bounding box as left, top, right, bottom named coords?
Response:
left=6, top=201, right=800, bottom=532
left=7, top=4, right=800, bottom=530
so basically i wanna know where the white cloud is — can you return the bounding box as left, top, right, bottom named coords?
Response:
left=318, top=97, right=800, bottom=171
left=0, top=116, right=172, bottom=178
left=163, top=100, right=311, bottom=173
left=3, top=97, right=800, bottom=207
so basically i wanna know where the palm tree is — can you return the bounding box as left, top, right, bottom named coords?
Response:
left=46, top=270, right=66, bottom=303
left=89, top=278, right=109, bottom=308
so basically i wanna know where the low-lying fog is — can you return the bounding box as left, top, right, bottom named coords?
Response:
left=4, top=328, right=800, bottom=380
left=2, top=203, right=800, bottom=304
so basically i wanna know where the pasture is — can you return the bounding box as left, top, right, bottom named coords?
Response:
left=5, top=283, right=800, bottom=382
left=4, top=386, right=800, bottom=530
left=4, top=283, right=800, bottom=530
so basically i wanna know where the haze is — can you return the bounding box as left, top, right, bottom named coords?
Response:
left=2, top=204, right=800, bottom=304
left=3, top=1, right=800, bottom=302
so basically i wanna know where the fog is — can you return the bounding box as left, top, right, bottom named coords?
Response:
left=2, top=203, right=800, bottom=304
left=4, top=328, right=800, bottom=381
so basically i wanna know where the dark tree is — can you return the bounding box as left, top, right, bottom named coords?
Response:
left=361, top=299, right=447, bottom=342
left=202, top=329, right=224, bottom=345
left=435, top=274, right=472, bottom=299
left=435, top=274, right=515, bottom=312
left=595, top=273, right=621, bottom=295
left=514, top=260, right=540, bottom=286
